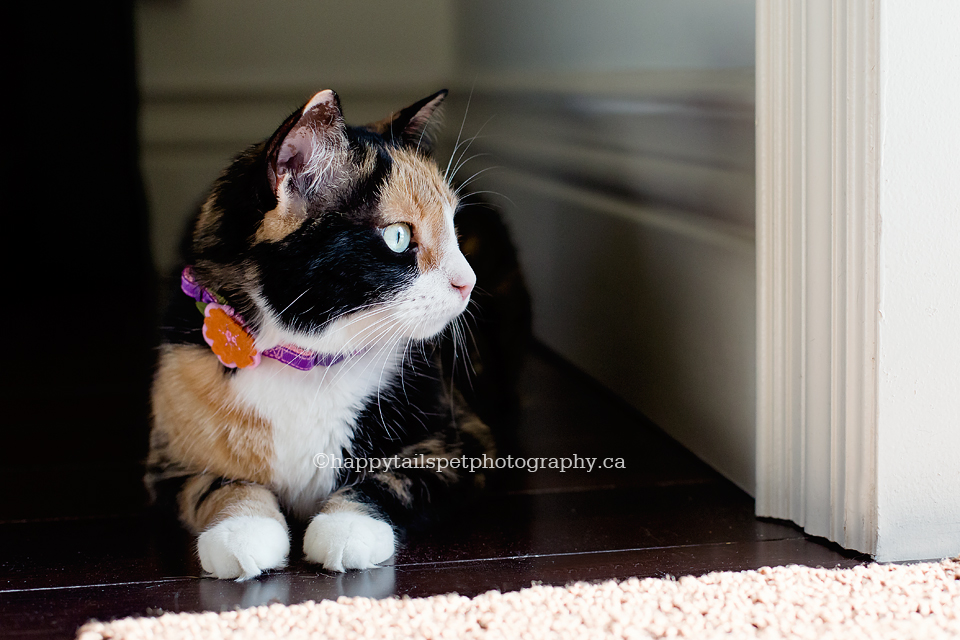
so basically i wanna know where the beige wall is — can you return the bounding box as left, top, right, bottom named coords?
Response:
left=137, top=0, right=455, bottom=272
left=454, top=0, right=754, bottom=72
left=448, top=0, right=757, bottom=493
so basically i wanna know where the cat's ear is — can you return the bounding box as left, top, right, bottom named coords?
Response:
left=367, top=90, right=448, bottom=152
left=266, top=89, right=349, bottom=197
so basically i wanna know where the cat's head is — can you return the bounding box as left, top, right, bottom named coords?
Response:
left=189, top=89, right=475, bottom=355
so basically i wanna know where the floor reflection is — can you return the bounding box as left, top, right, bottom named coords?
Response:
left=198, top=566, right=398, bottom=610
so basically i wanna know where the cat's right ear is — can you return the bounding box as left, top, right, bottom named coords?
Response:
left=366, top=90, right=447, bottom=152
left=266, top=90, right=349, bottom=198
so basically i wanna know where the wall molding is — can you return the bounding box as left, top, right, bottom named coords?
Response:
left=140, top=87, right=432, bottom=149
left=755, top=0, right=880, bottom=554
left=483, top=137, right=754, bottom=226
left=451, top=68, right=755, bottom=105
left=497, top=170, right=755, bottom=255
left=444, top=75, right=756, bottom=249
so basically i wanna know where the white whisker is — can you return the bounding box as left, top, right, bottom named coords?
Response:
left=454, top=166, right=502, bottom=197
left=444, top=85, right=475, bottom=182
left=277, top=288, right=312, bottom=316
left=457, top=190, right=517, bottom=209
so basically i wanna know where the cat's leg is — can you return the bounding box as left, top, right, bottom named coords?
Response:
left=303, top=465, right=470, bottom=572
left=180, top=474, right=290, bottom=580
left=304, top=404, right=494, bottom=572
left=303, top=393, right=496, bottom=571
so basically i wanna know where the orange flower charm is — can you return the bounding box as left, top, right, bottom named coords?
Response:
left=201, top=303, right=261, bottom=369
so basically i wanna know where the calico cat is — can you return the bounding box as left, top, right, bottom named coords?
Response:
left=146, top=89, right=519, bottom=580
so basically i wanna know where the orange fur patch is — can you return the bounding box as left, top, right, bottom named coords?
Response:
left=256, top=202, right=306, bottom=242
left=378, top=149, right=458, bottom=273
left=151, top=345, right=274, bottom=486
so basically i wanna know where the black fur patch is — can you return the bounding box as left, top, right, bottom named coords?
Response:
left=342, top=345, right=448, bottom=470
left=254, top=205, right=416, bottom=334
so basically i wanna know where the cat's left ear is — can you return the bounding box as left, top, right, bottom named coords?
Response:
left=266, top=89, right=349, bottom=198
left=368, top=90, right=448, bottom=152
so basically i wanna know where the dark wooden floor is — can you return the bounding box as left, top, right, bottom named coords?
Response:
left=0, top=347, right=868, bottom=639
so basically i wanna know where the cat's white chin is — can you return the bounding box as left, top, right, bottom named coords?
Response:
left=406, top=314, right=468, bottom=341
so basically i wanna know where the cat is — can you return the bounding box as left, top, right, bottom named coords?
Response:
left=145, top=89, right=527, bottom=580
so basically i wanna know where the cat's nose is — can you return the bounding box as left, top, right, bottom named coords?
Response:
left=453, top=281, right=473, bottom=301
left=450, top=270, right=476, bottom=301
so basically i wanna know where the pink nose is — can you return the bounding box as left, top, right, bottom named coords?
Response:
left=450, top=281, right=474, bottom=300
left=451, top=275, right=475, bottom=301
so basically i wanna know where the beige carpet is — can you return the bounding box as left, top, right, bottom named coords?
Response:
left=78, top=558, right=960, bottom=639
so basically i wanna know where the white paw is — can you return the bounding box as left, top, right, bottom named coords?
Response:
left=197, top=516, right=290, bottom=581
left=303, top=512, right=395, bottom=573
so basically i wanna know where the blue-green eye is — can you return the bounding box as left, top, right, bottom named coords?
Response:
left=382, top=222, right=411, bottom=253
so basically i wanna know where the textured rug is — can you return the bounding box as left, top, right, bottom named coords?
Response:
left=77, top=558, right=960, bottom=639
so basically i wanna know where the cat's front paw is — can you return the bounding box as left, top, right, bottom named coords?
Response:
left=197, top=516, right=290, bottom=581
left=303, top=512, right=395, bottom=572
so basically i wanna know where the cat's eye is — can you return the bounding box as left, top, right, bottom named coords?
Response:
left=382, top=222, right=412, bottom=253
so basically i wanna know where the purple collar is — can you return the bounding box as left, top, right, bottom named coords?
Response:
left=181, top=267, right=357, bottom=371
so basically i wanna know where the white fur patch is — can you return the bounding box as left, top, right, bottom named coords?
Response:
left=303, top=511, right=395, bottom=572
left=394, top=267, right=474, bottom=340
left=197, top=516, right=290, bottom=581
left=230, top=344, right=404, bottom=518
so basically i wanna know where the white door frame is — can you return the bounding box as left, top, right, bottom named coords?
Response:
left=755, top=0, right=880, bottom=554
